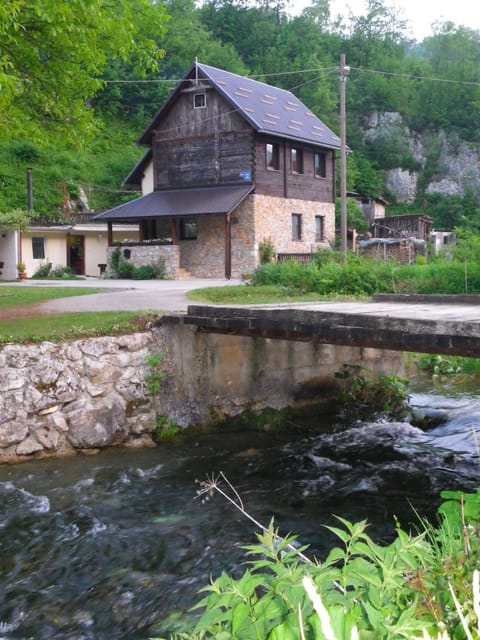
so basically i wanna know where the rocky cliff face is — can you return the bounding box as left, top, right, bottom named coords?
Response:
left=364, top=112, right=480, bottom=204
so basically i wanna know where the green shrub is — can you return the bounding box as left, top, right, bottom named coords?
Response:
left=32, top=263, right=76, bottom=279
left=132, top=264, right=158, bottom=279
left=50, top=265, right=76, bottom=279
left=117, top=260, right=135, bottom=278
left=154, top=415, right=180, bottom=442
left=109, top=247, right=121, bottom=272
left=32, top=261, right=52, bottom=278
left=155, top=487, right=480, bottom=640
left=258, top=239, right=276, bottom=264
left=252, top=252, right=480, bottom=297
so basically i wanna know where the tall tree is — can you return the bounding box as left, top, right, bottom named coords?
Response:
left=0, top=0, right=168, bottom=144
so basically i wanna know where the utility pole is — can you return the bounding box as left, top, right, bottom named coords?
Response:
left=339, top=53, right=350, bottom=261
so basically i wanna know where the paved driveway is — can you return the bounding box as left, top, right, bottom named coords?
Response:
left=0, top=278, right=242, bottom=314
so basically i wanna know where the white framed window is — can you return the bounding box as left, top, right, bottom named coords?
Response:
left=193, top=92, right=206, bottom=109
left=32, top=236, right=45, bottom=259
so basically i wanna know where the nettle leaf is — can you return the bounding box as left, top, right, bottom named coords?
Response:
left=348, top=557, right=382, bottom=588
left=231, top=602, right=251, bottom=635
left=323, top=525, right=351, bottom=545
left=267, top=612, right=301, bottom=640
left=236, top=572, right=265, bottom=597
left=254, top=594, right=285, bottom=622
left=324, top=546, right=346, bottom=564
left=362, top=599, right=387, bottom=635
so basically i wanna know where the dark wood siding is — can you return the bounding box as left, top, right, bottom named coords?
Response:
left=253, top=136, right=335, bottom=203
left=253, top=137, right=286, bottom=196
left=153, top=84, right=254, bottom=189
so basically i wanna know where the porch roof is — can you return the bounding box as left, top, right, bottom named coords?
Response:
left=93, top=185, right=253, bottom=222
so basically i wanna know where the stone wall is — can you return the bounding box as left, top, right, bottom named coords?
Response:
left=107, top=245, right=180, bottom=278
left=105, top=194, right=335, bottom=280
left=179, top=198, right=257, bottom=279
left=179, top=214, right=226, bottom=278
left=253, top=194, right=335, bottom=256
left=0, top=332, right=163, bottom=464
left=0, top=324, right=405, bottom=464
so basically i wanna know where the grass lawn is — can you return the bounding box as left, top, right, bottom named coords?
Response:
left=0, top=283, right=337, bottom=343
left=0, top=285, right=102, bottom=308
left=0, top=286, right=152, bottom=343
left=187, top=284, right=329, bottom=304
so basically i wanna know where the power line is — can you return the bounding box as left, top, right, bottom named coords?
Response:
left=103, top=64, right=480, bottom=88
left=103, top=66, right=339, bottom=84
left=352, top=66, right=480, bottom=87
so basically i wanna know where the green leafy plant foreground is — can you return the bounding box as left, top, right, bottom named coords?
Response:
left=153, top=487, right=480, bottom=640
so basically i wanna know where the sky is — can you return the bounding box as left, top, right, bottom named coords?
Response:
left=293, top=0, right=478, bottom=41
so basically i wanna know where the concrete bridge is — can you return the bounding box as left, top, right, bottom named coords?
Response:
left=163, top=294, right=480, bottom=358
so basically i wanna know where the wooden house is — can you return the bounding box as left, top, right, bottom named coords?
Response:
left=94, top=62, right=342, bottom=278
left=371, top=214, right=433, bottom=241
left=347, top=191, right=388, bottom=225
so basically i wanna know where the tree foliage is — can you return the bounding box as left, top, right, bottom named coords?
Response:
left=2, top=0, right=480, bottom=225
left=0, top=0, right=168, bottom=144
left=0, top=208, right=30, bottom=230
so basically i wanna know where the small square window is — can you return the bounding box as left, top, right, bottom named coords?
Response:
left=32, top=236, right=45, bottom=259
left=314, top=152, right=327, bottom=178
left=193, top=93, right=206, bottom=109
left=315, top=215, right=324, bottom=242
left=291, top=148, right=304, bottom=174
left=180, top=219, right=197, bottom=240
left=266, top=143, right=280, bottom=171
left=291, top=213, right=302, bottom=241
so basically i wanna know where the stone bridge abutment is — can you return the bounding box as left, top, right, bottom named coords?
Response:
left=0, top=322, right=404, bottom=464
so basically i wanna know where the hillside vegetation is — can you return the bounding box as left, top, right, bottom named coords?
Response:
left=2, top=0, right=480, bottom=229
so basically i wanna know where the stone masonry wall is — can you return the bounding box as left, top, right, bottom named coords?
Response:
left=0, top=325, right=405, bottom=464
left=179, top=197, right=257, bottom=279
left=253, top=194, right=335, bottom=257
left=179, top=214, right=226, bottom=278
left=0, top=332, right=163, bottom=464
left=107, top=245, right=180, bottom=278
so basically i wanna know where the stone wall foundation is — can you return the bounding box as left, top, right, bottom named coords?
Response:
left=0, top=325, right=405, bottom=464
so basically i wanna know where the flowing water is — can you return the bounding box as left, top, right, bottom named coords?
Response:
left=1, top=385, right=480, bottom=639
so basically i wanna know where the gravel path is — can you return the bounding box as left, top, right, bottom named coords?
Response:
left=0, top=278, right=242, bottom=317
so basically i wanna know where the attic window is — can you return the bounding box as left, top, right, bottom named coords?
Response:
left=193, top=92, right=206, bottom=109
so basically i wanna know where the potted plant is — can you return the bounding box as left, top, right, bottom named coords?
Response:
left=16, top=262, right=26, bottom=280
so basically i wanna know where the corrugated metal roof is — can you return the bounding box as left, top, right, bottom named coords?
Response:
left=138, top=62, right=341, bottom=150
left=93, top=185, right=253, bottom=222
left=198, top=63, right=340, bottom=149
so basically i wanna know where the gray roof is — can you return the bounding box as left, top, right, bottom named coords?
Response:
left=123, top=149, right=152, bottom=187
left=93, top=185, right=253, bottom=222
left=139, top=62, right=341, bottom=150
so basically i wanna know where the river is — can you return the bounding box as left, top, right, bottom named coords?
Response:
left=0, top=382, right=479, bottom=639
